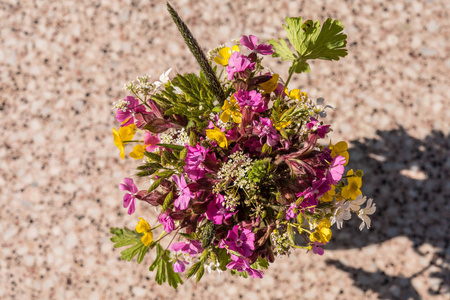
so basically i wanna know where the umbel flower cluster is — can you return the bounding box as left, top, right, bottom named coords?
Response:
left=110, top=3, right=376, bottom=288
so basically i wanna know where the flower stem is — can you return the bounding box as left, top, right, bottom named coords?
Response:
left=284, top=60, right=297, bottom=88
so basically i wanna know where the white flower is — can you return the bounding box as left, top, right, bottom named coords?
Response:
left=172, top=86, right=183, bottom=95
left=349, top=194, right=367, bottom=212
left=154, top=68, right=172, bottom=88
left=331, top=200, right=351, bottom=229
left=358, top=198, right=376, bottom=230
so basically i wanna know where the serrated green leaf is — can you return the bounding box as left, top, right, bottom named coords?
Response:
left=291, top=60, right=311, bottom=74
left=196, top=263, right=205, bottom=282
left=148, top=177, right=163, bottom=193
left=162, top=190, right=173, bottom=211
left=166, top=261, right=183, bottom=289
left=155, top=259, right=166, bottom=285
left=137, top=244, right=150, bottom=264
left=186, top=261, right=202, bottom=279
left=268, top=38, right=297, bottom=61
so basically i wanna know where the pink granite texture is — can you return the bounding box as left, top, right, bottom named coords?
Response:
left=1, top=0, right=449, bottom=299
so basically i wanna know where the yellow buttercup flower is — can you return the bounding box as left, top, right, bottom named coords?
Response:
left=287, top=89, right=308, bottom=101
left=259, top=74, right=279, bottom=94
left=206, top=126, right=228, bottom=148
left=330, top=141, right=349, bottom=166
left=214, top=45, right=240, bottom=66
left=136, top=217, right=153, bottom=246
left=320, top=186, right=335, bottom=202
left=112, top=124, right=136, bottom=159
left=130, top=144, right=145, bottom=160
left=341, top=169, right=362, bottom=200
left=220, top=95, right=242, bottom=124
left=310, top=218, right=332, bottom=244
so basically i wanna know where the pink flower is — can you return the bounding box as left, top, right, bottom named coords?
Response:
left=144, top=132, right=160, bottom=152
left=158, top=212, right=175, bottom=233
left=311, top=242, right=324, bottom=255
left=116, top=96, right=146, bottom=127
left=221, top=225, right=255, bottom=258
left=206, top=194, right=236, bottom=225
left=240, top=35, right=274, bottom=55
left=119, top=178, right=138, bottom=215
left=172, top=175, right=194, bottom=210
left=297, top=179, right=331, bottom=212
left=226, top=256, right=264, bottom=278
left=234, top=90, right=266, bottom=112
left=286, top=203, right=298, bottom=220
left=169, top=240, right=203, bottom=257
left=226, top=52, right=255, bottom=81
left=184, top=144, right=208, bottom=180
left=306, top=117, right=330, bottom=138
left=172, top=258, right=187, bottom=273
left=252, top=118, right=280, bottom=147
left=327, top=155, right=346, bottom=185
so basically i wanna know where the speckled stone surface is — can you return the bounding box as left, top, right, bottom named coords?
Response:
left=1, top=0, right=449, bottom=299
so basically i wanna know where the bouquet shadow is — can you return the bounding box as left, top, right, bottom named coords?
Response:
left=325, top=127, right=449, bottom=298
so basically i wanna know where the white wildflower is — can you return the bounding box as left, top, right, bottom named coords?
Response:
left=358, top=198, right=376, bottom=230
left=331, top=200, right=351, bottom=229
left=172, top=86, right=183, bottom=95
left=349, top=194, right=367, bottom=212
left=155, top=68, right=172, bottom=88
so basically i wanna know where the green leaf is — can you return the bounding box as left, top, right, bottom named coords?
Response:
left=155, top=259, right=166, bottom=285
left=251, top=257, right=269, bottom=270
left=268, top=38, right=297, bottom=61
left=186, top=261, right=202, bottom=279
left=162, top=190, right=173, bottom=211
left=166, top=260, right=183, bottom=289
left=291, top=60, right=311, bottom=74
left=144, top=151, right=162, bottom=162
left=110, top=227, right=149, bottom=263
left=148, top=177, right=163, bottom=193
left=156, top=170, right=175, bottom=178
left=157, top=143, right=185, bottom=151
left=196, top=263, right=205, bottom=282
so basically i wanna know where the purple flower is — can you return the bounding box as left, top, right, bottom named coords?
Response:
left=206, top=194, right=236, bottom=225
left=307, top=117, right=330, bottom=138
left=184, top=144, right=208, bottom=180
left=144, top=132, right=160, bottom=152
left=311, top=242, right=324, bottom=255
left=119, top=178, right=138, bottom=215
left=172, top=258, right=187, bottom=273
left=221, top=225, right=255, bottom=257
left=226, top=256, right=264, bottom=278
left=240, top=35, right=274, bottom=55
left=226, top=52, right=255, bottom=81
left=297, top=178, right=331, bottom=212
left=172, top=175, right=194, bottom=210
left=327, top=155, right=346, bottom=185
left=158, top=212, right=175, bottom=233
left=234, top=90, right=266, bottom=112
left=244, top=137, right=263, bottom=155
left=286, top=203, right=298, bottom=220
left=116, top=96, right=146, bottom=127
left=169, top=240, right=203, bottom=257
left=252, top=118, right=280, bottom=147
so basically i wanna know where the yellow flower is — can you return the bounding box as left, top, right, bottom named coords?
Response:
left=341, top=169, right=362, bottom=200
left=130, top=144, right=145, bottom=160
left=214, top=45, right=240, bottom=66
left=112, top=124, right=136, bottom=159
left=330, top=141, right=349, bottom=166
left=320, top=186, right=335, bottom=202
left=310, top=218, right=332, bottom=244
left=259, top=74, right=279, bottom=94
left=220, top=95, right=242, bottom=124
left=206, top=126, right=228, bottom=148
left=136, top=217, right=153, bottom=246
left=288, top=89, right=308, bottom=101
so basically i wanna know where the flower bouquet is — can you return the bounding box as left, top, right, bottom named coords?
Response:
left=110, top=3, right=376, bottom=288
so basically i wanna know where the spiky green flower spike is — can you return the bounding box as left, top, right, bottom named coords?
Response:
left=166, top=2, right=226, bottom=102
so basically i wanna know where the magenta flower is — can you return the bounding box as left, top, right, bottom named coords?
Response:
left=252, top=118, right=280, bottom=147
left=169, top=240, right=203, bottom=257
left=226, top=52, right=255, bottom=81
left=172, top=175, right=194, bottom=210
left=144, top=132, right=160, bottom=152
left=221, top=225, right=255, bottom=257
left=244, top=137, right=263, bottom=155
left=327, top=155, right=346, bottom=185
left=116, top=96, right=146, bottom=127
left=234, top=90, right=266, bottom=112
left=158, top=212, right=175, bottom=233
left=240, top=35, right=274, bottom=55
left=307, top=117, right=330, bottom=138
left=286, top=203, right=298, bottom=220
left=297, top=178, right=331, bottom=211
left=311, top=242, right=324, bottom=255
left=184, top=144, right=208, bottom=180
left=226, top=256, right=264, bottom=278
left=206, top=194, right=236, bottom=225
left=119, top=178, right=138, bottom=215
left=172, top=258, right=187, bottom=273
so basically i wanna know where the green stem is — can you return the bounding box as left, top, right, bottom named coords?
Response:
left=284, top=60, right=297, bottom=88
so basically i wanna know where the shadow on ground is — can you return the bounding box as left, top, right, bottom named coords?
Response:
left=326, top=127, right=450, bottom=299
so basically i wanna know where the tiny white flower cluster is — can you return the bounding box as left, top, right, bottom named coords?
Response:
left=217, top=151, right=253, bottom=189
left=223, top=193, right=240, bottom=211
left=112, top=98, right=130, bottom=112
left=159, top=128, right=190, bottom=146
left=122, top=68, right=173, bottom=97
left=270, top=230, right=291, bottom=256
